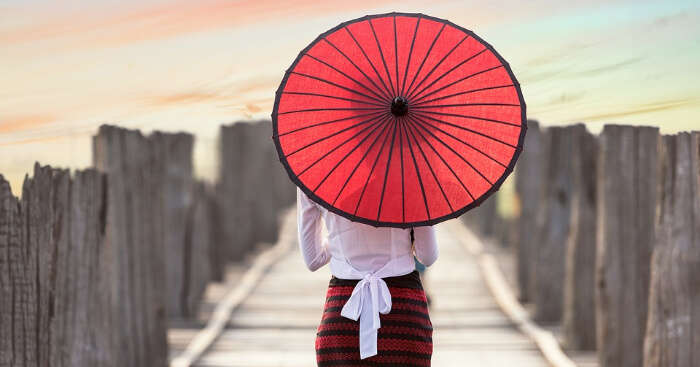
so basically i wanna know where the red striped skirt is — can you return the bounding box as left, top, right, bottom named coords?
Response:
left=315, top=271, right=433, bottom=367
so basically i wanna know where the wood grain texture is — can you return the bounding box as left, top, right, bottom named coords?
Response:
left=514, top=120, right=548, bottom=303
left=216, top=121, right=295, bottom=262
left=532, top=125, right=576, bottom=323
left=150, top=132, right=195, bottom=318
left=563, top=125, right=598, bottom=350
left=644, top=132, right=700, bottom=367
left=94, top=125, right=168, bottom=367
left=595, top=125, right=659, bottom=367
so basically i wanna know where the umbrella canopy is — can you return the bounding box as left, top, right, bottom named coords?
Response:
left=272, top=12, right=526, bottom=228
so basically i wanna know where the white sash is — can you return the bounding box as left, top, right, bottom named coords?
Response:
left=330, top=254, right=415, bottom=359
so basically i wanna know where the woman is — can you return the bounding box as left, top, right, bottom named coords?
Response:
left=297, top=187, right=438, bottom=366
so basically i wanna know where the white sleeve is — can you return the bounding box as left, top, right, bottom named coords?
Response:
left=297, top=188, right=330, bottom=271
left=413, top=226, right=438, bottom=267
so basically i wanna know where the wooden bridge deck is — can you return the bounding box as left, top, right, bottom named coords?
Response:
left=170, top=212, right=549, bottom=366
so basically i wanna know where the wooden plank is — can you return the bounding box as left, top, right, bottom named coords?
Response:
left=563, top=125, right=598, bottom=350
left=179, top=210, right=550, bottom=367
left=643, top=132, right=700, bottom=367
left=595, top=125, right=659, bottom=367
left=532, top=125, right=576, bottom=323
left=514, top=120, right=548, bottom=302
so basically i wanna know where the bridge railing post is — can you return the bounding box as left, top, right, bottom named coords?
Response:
left=595, top=125, right=660, bottom=367
left=643, top=131, right=700, bottom=367
left=562, top=124, right=598, bottom=350
left=513, top=120, right=548, bottom=303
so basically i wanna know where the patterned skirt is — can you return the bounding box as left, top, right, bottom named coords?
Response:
left=315, top=270, right=433, bottom=367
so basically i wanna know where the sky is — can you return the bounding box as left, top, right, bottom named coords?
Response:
left=1, top=0, right=699, bottom=194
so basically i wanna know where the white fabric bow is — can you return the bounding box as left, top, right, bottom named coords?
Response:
left=340, top=272, right=393, bottom=359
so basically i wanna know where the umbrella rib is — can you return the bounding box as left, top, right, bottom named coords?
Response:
left=353, top=119, right=396, bottom=216
left=299, top=112, right=390, bottom=177
left=412, top=109, right=521, bottom=130
left=285, top=112, right=389, bottom=157
left=322, top=38, right=393, bottom=101
left=403, top=117, right=455, bottom=212
left=289, top=71, right=388, bottom=106
left=332, top=116, right=393, bottom=207
left=376, top=116, right=399, bottom=221
left=368, top=18, right=397, bottom=97
left=278, top=106, right=385, bottom=115
left=411, top=110, right=518, bottom=148
left=411, top=84, right=514, bottom=107
left=393, top=16, right=400, bottom=97
left=404, top=23, right=446, bottom=102
left=304, top=53, right=390, bottom=103
left=276, top=111, right=383, bottom=137
left=404, top=35, right=469, bottom=101
left=399, top=118, right=405, bottom=222
left=408, top=112, right=494, bottom=186
left=412, top=102, right=520, bottom=109
left=312, top=114, right=392, bottom=192
left=400, top=16, right=421, bottom=97
left=410, top=65, right=505, bottom=105
left=409, top=48, right=488, bottom=103
left=400, top=121, right=431, bottom=220
left=405, top=115, right=476, bottom=201
left=345, top=27, right=395, bottom=100
left=410, top=113, right=508, bottom=168
left=282, top=91, right=385, bottom=107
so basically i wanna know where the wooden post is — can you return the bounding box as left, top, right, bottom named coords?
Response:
left=1, top=165, right=110, bottom=367
left=149, top=132, right=195, bottom=318
left=93, top=125, right=168, bottom=367
left=0, top=174, right=33, bottom=366
left=217, top=122, right=255, bottom=260
left=514, top=120, right=547, bottom=302
left=644, top=132, right=700, bottom=367
left=217, top=120, right=296, bottom=261
left=183, top=181, right=215, bottom=316
left=532, top=125, right=576, bottom=323
left=595, top=125, right=659, bottom=367
left=563, top=125, right=598, bottom=350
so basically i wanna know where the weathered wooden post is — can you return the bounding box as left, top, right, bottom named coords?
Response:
left=595, top=125, right=659, bottom=367
left=643, top=131, right=700, bottom=367
left=1, top=165, right=111, bottom=367
left=149, top=132, right=195, bottom=318
left=93, top=125, right=168, bottom=367
left=532, top=125, right=576, bottom=323
left=183, top=181, right=215, bottom=316
left=217, top=120, right=296, bottom=262
left=217, top=122, right=256, bottom=260
left=514, top=120, right=548, bottom=302
left=563, top=125, right=598, bottom=350
left=0, top=174, right=35, bottom=366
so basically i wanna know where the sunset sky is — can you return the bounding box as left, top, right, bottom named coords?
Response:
left=1, top=0, right=699, bottom=194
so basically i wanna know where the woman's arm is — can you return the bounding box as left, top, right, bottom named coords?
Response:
left=413, top=226, right=439, bottom=266
left=297, top=188, right=330, bottom=271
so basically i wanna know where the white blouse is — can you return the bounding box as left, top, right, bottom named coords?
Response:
left=296, top=188, right=438, bottom=359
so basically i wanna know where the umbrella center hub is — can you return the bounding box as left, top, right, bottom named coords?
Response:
left=391, top=97, right=409, bottom=117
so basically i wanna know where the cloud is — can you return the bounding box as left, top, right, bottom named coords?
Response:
left=576, top=98, right=700, bottom=121
left=0, top=0, right=400, bottom=50
left=0, top=114, right=56, bottom=134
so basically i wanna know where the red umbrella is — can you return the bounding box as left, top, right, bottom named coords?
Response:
left=272, top=12, right=526, bottom=228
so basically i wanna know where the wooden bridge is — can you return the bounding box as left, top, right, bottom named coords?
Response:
left=169, top=210, right=552, bottom=367
left=0, top=121, right=698, bottom=367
